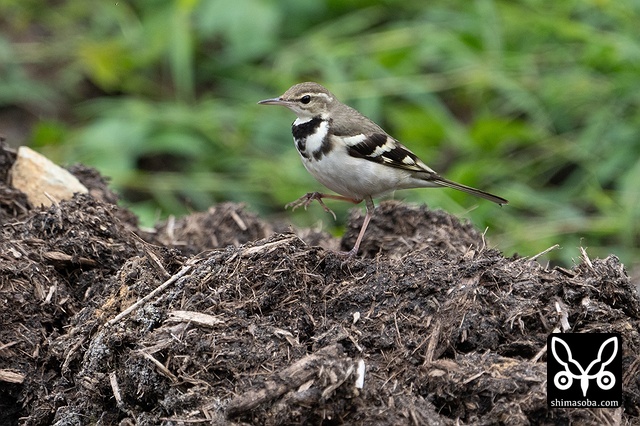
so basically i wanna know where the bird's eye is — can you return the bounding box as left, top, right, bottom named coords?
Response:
left=300, top=95, right=311, bottom=104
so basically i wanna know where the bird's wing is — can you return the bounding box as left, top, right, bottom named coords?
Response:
left=338, top=131, right=509, bottom=205
left=342, top=132, right=438, bottom=174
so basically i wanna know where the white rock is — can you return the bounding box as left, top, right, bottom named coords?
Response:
left=9, top=146, right=88, bottom=207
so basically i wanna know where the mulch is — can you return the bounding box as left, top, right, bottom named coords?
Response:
left=0, top=143, right=638, bottom=425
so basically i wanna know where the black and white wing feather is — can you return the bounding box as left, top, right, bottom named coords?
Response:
left=342, top=132, right=508, bottom=205
left=343, top=132, right=437, bottom=174
left=328, top=103, right=508, bottom=205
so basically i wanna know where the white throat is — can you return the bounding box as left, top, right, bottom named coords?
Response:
left=294, top=116, right=314, bottom=125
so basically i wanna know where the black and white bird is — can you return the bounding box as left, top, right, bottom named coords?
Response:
left=259, top=82, right=508, bottom=257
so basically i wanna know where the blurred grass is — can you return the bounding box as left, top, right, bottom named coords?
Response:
left=1, top=0, right=639, bottom=269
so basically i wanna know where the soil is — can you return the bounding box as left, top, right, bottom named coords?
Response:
left=1, top=142, right=639, bottom=425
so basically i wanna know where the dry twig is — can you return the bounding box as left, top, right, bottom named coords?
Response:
left=226, top=344, right=348, bottom=417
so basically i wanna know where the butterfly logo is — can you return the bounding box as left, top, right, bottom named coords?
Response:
left=550, top=336, right=618, bottom=397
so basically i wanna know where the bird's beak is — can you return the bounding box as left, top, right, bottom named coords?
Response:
left=257, top=97, right=290, bottom=106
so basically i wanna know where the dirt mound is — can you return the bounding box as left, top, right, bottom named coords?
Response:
left=0, top=144, right=639, bottom=425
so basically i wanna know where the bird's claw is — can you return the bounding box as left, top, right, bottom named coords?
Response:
left=336, top=248, right=359, bottom=259
left=285, top=192, right=337, bottom=220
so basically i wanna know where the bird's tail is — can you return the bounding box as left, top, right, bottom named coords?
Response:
left=431, top=177, right=508, bottom=205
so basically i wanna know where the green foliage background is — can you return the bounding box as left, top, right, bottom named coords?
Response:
left=1, top=0, right=639, bottom=269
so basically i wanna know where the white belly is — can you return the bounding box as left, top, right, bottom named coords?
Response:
left=300, top=147, right=429, bottom=200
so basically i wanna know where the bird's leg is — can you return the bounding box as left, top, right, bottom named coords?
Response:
left=286, top=192, right=361, bottom=220
left=345, top=196, right=375, bottom=257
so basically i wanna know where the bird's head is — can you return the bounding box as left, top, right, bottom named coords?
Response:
left=258, top=82, right=336, bottom=120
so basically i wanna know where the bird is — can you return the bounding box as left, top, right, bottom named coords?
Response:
left=258, top=82, right=508, bottom=257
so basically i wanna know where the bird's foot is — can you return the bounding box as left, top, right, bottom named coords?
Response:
left=285, top=192, right=337, bottom=220
left=331, top=247, right=361, bottom=268
left=335, top=248, right=358, bottom=258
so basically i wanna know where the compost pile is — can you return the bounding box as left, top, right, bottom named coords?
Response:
left=0, top=144, right=639, bottom=425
